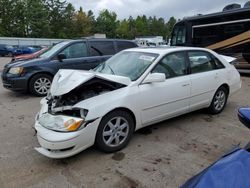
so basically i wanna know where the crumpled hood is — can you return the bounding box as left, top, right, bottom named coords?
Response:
left=50, top=69, right=131, bottom=96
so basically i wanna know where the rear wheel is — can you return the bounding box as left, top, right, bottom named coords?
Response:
left=208, top=87, right=228, bottom=114
left=29, top=74, right=52, bottom=96
left=95, top=110, right=134, bottom=153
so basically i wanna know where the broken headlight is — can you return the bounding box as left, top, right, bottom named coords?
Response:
left=39, top=113, right=86, bottom=132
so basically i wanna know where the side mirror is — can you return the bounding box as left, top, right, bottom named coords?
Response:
left=57, top=53, right=66, bottom=62
left=142, top=73, right=166, bottom=84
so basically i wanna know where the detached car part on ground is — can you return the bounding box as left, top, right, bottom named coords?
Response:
left=34, top=47, right=241, bottom=158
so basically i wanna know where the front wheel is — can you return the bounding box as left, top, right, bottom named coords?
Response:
left=29, top=74, right=52, bottom=96
left=208, top=87, right=228, bottom=114
left=95, top=110, right=134, bottom=153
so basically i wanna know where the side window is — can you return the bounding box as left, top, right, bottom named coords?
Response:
left=152, top=52, right=187, bottom=78
left=116, top=41, right=137, bottom=52
left=188, top=51, right=216, bottom=74
left=213, top=57, right=225, bottom=69
left=89, top=41, right=115, bottom=56
left=61, top=42, right=87, bottom=59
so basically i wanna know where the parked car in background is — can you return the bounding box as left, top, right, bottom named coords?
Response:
left=34, top=47, right=241, bottom=158
left=1, top=39, right=138, bottom=96
left=12, top=47, right=48, bottom=62
left=14, top=45, right=38, bottom=55
left=0, top=44, right=17, bottom=57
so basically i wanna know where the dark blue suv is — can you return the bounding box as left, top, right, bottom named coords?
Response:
left=1, top=39, right=137, bottom=96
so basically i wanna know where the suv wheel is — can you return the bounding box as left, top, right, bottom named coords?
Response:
left=29, top=74, right=52, bottom=96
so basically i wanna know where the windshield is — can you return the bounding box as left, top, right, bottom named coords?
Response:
left=39, top=41, right=70, bottom=58
left=94, top=51, right=158, bottom=81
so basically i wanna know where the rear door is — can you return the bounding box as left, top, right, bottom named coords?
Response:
left=115, top=41, right=137, bottom=52
left=188, top=50, right=225, bottom=110
left=88, top=40, right=116, bottom=66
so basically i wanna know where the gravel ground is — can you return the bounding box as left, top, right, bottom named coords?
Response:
left=0, top=57, right=250, bottom=188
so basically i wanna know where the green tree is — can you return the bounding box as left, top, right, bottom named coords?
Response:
left=135, top=15, right=148, bottom=36
left=62, top=3, right=76, bottom=38
left=74, top=7, right=91, bottom=37
left=0, top=0, right=26, bottom=37
left=95, top=9, right=118, bottom=38
left=87, top=10, right=95, bottom=34
left=116, top=19, right=130, bottom=39
left=166, top=16, right=177, bottom=38
left=25, top=0, right=50, bottom=37
left=127, top=16, right=136, bottom=39
left=44, top=0, right=68, bottom=38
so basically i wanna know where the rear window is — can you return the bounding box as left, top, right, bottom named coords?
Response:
left=89, top=41, right=115, bottom=56
left=116, top=41, right=137, bottom=52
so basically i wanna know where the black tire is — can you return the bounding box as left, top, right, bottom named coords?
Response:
left=95, top=110, right=134, bottom=153
left=29, top=74, right=52, bottom=96
left=208, top=86, right=228, bottom=114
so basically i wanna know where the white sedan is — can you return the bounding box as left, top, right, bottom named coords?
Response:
left=34, top=47, right=241, bottom=158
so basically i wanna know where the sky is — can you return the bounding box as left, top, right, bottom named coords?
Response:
left=68, top=0, right=247, bottom=20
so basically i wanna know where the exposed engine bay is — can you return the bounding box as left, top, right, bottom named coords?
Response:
left=47, top=78, right=126, bottom=118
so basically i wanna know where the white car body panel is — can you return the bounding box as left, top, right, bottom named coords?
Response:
left=138, top=74, right=191, bottom=126
left=50, top=69, right=131, bottom=96
left=35, top=47, right=241, bottom=158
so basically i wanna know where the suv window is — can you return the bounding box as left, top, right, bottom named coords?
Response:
left=116, top=41, right=137, bottom=52
left=89, top=41, right=115, bottom=56
left=188, top=51, right=216, bottom=73
left=152, top=52, right=187, bottom=78
left=61, top=42, right=87, bottom=59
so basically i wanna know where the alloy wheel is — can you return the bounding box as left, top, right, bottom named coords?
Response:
left=213, top=90, right=226, bottom=111
left=34, top=77, right=51, bottom=95
left=102, top=116, right=129, bottom=147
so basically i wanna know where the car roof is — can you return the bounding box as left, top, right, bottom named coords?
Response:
left=123, top=46, right=210, bottom=55
left=71, top=38, right=135, bottom=43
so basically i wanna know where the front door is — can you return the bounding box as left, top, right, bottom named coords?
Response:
left=52, top=42, right=100, bottom=71
left=139, top=51, right=191, bottom=126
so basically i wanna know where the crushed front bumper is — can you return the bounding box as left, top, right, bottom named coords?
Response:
left=34, top=98, right=100, bottom=159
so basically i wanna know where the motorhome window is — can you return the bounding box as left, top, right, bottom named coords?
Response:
left=171, top=26, right=186, bottom=46
left=224, top=23, right=245, bottom=34
left=193, top=26, right=220, bottom=46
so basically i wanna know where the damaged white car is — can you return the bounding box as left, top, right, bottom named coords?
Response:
left=35, top=47, right=241, bottom=158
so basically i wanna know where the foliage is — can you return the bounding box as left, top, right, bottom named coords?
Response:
left=0, top=0, right=177, bottom=39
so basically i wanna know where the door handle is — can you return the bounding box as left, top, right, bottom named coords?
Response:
left=182, top=83, right=190, bottom=87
